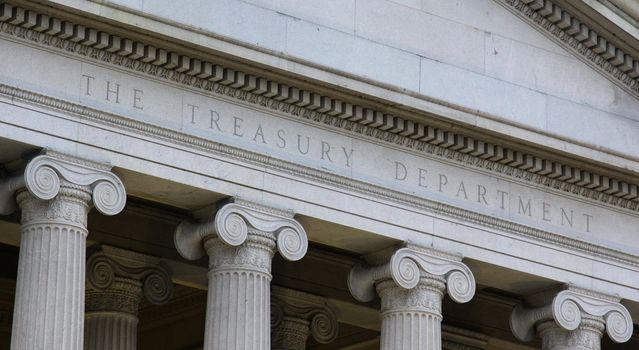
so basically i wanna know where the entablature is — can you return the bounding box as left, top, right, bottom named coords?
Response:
left=1, top=1, right=638, bottom=213
left=1, top=0, right=639, bottom=314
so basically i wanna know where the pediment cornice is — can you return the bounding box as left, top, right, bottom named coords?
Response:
left=1, top=1, right=639, bottom=210
left=2, top=2, right=639, bottom=267
left=494, top=0, right=639, bottom=99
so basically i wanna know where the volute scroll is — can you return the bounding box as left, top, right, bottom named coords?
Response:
left=348, top=244, right=476, bottom=304
left=25, top=154, right=126, bottom=215
left=0, top=152, right=126, bottom=216
left=510, top=288, right=633, bottom=344
left=174, top=198, right=308, bottom=262
left=390, top=247, right=476, bottom=303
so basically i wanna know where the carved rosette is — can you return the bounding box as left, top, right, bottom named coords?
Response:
left=271, top=286, right=339, bottom=349
left=174, top=199, right=308, bottom=350
left=348, top=245, right=475, bottom=350
left=509, top=287, right=633, bottom=349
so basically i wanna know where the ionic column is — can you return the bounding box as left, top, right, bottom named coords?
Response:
left=271, top=286, right=339, bottom=350
left=84, top=246, right=173, bottom=350
left=348, top=245, right=476, bottom=350
left=510, top=286, right=633, bottom=349
left=174, top=198, right=308, bottom=350
left=0, top=151, right=126, bottom=350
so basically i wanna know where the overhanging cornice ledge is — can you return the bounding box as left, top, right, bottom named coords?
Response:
left=495, top=0, right=639, bottom=99
left=1, top=2, right=639, bottom=215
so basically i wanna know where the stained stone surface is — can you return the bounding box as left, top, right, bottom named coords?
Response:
left=0, top=38, right=636, bottom=256
left=0, top=15, right=638, bottom=306
left=0, top=0, right=638, bottom=348
left=44, top=0, right=639, bottom=162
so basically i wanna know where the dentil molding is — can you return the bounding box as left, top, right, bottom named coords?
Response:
left=2, top=2, right=639, bottom=270
left=2, top=81, right=639, bottom=271
left=0, top=42, right=637, bottom=272
left=1, top=1, right=639, bottom=216
left=495, top=0, right=639, bottom=97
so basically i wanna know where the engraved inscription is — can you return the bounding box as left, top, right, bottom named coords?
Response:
left=393, top=161, right=593, bottom=232
left=184, top=101, right=355, bottom=169
left=82, top=74, right=145, bottom=110
left=77, top=73, right=599, bottom=236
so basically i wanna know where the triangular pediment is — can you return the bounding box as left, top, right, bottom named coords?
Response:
left=494, top=0, right=639, bottom=100
left=405, top=0, right=639, bottom=164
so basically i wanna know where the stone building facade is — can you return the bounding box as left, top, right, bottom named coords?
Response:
left=0, top=0, right=638, bottom=349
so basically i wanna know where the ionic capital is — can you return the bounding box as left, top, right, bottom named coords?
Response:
left=174, top=198, right=308, bottom=261
left=86, top=246, right=173, bottom=307
left=0, top=151, right=126, bottom=215
left=271, top=286, right=339, bottom=345
left=348, top=244, right=476, bottom=304
left=510, top=286, right=633, bottom=344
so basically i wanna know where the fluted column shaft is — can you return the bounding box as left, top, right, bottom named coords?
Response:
left=1, top=152, right=127, bottom=350
left=84, top=278, right=142, bottom=350
left=377, top=277, right=445, bottom=350
left=270, top=286, right=339, bottom=350
left=203, top=231, right=276, bottom=350
left=348, top=245, right=476, bottom=350
left=85, top=313, right=138, bottom=350
left=174, top=199, right=309, bottom=350
left=11, top=185, right=91, bottom=350
left=83, top=246, right=173, bottom=350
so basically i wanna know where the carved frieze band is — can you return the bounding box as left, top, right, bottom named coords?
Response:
left=495, top=0, right=639, bottom=97
left=174, top=198, right=308, bottom=262
left=348, top=245, right=476, bottom=304
left=1, top=1, right=639, bottom=216
left=271, top=286, right=339, bottom=344
left=0, top=76, right=637, bottom=267
left=510, top=287, right=633, bottom=344
left=86, top=249, right=173, bottom=306
left=0, top=151, right=126, bottom=216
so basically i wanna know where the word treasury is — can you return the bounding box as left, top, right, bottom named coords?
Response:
left=78, top=73, right=603, bottom=237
